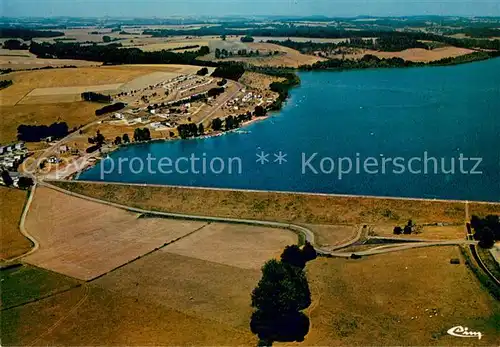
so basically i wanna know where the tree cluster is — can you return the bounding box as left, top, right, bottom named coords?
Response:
left=87, top=130, right=105, bottom=146
left=29, top=41, right=210, bottom=65
left=0, top=28, right=64, bottom=40
left=177, top=123, right=200, bottom=139
left=240, top=35, right=255, bottom=43
left=81, top=91, right=112, bottom=103
left=393, top=220, right=415, bottom=235
left=0, top=80, right=13, bottom=90
left=207, top=87, right=225, bottom=98
left=212, top=62, right=245, bottom=80
left=471, top=215, right=500, bottom=249
left=95, top=102, right=126, bottom=116
left=17, top=122, right=69, bottom=142
left=196, top=67, right=209, bottom=76
left=133, top=128, right=151, bottom=142
left=2, top=39, right=29, bottom=50
left=250, top=242, right=316, bottom=345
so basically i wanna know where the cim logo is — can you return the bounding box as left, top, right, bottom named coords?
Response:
left=447, top=326, right=483, bottom=340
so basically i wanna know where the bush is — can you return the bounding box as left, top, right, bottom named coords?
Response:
left=196, top=67, right=209, bottom=76
left=95, top=102, right=125, bottom=116
left=252, top=260, right=311, bottom=314
left=241, top=35, right=255, bottom=43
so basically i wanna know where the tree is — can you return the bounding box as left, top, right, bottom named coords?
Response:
left=403, top=225, right=412, bottom=235
left=17, top=176, right=34, bottom=189
left=212, top=118, right=223, bottom=131
left=95, top=130, right=105, bottom=146
left=241, top=35, right=255, bottom=43
left=3, top=39, right=29, bottom=50
left=196, top=67, right=209, bottom=76
left=122, top=133, right=130, bottom=143
left=302, top=241, right=317, bottom=262
left=103, top=36, right=112, bottom=43
left=254, top=105, right=266, bottom=117
left=478, top=227, right=495, bottom=249
left=281, top=245, right=306, bottom=269
left=215, top=48, right=221, bottom=59
left=252, top=260, right=311, bottom=314
left=1, top=171, right=14, bottom=186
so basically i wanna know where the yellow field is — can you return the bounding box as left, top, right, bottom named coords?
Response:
left=302, top=247, right=500, bottom=345
left=0, top=102, right=101, bottom=144
left=343, top=46, right=475, bottom=62
left=3, top=262, right=257, bottom=346
left=163, top=222, right=296, bottom=270
left=0, top=186, right=31, bottom=260
left=212, top=42, right=326, bottom=68
left=23, top=187, right=210, bottom=280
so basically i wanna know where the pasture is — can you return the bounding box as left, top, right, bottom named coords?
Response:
left=0, top=187, right=31, bottom=260
left=303, top=246, right=500, bottom=345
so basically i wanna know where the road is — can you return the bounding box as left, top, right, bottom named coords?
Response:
left=197, top=80, right=244, bottom=125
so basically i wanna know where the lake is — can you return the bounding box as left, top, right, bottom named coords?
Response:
left=79, top=58, right=500, bottom=202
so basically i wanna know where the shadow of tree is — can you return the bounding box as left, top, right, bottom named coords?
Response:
left=250, top=310, right=310, bottom=344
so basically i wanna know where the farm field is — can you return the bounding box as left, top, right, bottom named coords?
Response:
left=0, top=187, right=31, bottom=260
left=23, top=187, right=209, bottom=280
left=343, top=46, right=475, bottom=62
left=162, top=222, right=296, bottom=269
left=22, top=186, right=296, bottom=280
left=3, top=244, right=498, bottom=345
left=52, top=181, right=475, bottom=226
left=2, top=261, right=257, bottom=346
left=301, top=246, right=500, bottom=346
left=0, top=102, right=101, bottom=144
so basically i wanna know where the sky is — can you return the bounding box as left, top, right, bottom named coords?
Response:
left=2, top=0, right=500, bottom=18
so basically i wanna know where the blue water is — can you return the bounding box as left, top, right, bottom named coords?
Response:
left=80, top=59, right=500, bottom=202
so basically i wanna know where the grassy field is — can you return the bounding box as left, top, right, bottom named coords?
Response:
left=301, top=246, right=500, bottom=345
left=469, top=202, right=500, bottom=217
left=0, top=264, right=81, bottom=309
left=52, top=181, right=473, bottom=226
left=372, top=224, right=466, bottom=240
left=0, top=187, right=31, bottom=260
left=0, top=102, right=101, bottom=144
left=3, top=245, right=498, bottom=345
left=162, top=222, right=296, bottom=270
left=2, top=262, right=256, bottom=346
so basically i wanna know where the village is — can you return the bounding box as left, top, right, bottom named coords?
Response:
left=0, top=67, right=280, bottom=184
